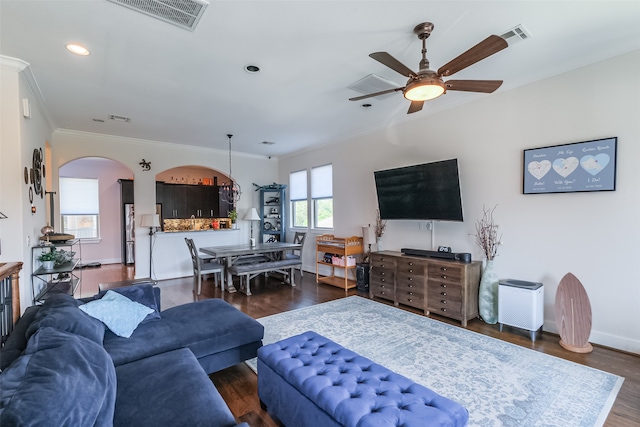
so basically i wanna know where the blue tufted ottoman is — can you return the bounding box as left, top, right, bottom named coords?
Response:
left=257, top=331, right=468, bottom=427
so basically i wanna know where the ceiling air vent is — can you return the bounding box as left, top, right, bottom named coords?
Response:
left=109, top=114, right=131, bottom=123
left=348, top=74, right=400, bottom=100
left=500, top=24, right=532, bottom=46
left=108, top=0, right=208, bottom=32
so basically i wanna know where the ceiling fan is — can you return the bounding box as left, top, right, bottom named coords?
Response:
left=349, top=22, right=508, bottom=114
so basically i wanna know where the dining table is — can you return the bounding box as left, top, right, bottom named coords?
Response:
left=200, top=241, right=302, bottom=292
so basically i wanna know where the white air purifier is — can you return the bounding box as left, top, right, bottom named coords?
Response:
left=498, top=279, right=544, bottom=341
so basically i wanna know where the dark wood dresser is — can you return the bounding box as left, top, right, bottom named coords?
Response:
left=369, top=251, right=481, bottom=327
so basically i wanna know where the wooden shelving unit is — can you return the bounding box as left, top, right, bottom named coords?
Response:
left=315, top=235, right=363, bottom=291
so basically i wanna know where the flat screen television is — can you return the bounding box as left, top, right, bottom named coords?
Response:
left=374, top=158, right=463, bottom=221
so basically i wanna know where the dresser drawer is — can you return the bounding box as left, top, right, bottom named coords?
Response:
left=396, top=259, right=426, bottom=275
left=370, top=255, right=397, bottom=270
left=396, top=274, right=423, bottom=294
left=396, top=289, right=425, bottom=309
left=428, top=281, right=463, bottom=300
left=427, top=264, right=464, bottom=284
left=428, top=297, right=463, bottom=318
left=370, top=282, right=394, bottom=301
left=370, top=266, right=395, bottom=283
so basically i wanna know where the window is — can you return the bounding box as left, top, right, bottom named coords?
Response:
left=289, top=164, right=333, bottom=229
left=289, top=170, right=308, bottom=228
left=311, top=164, right=333, bottom=229
left=60, top=177, right=100, bottom=238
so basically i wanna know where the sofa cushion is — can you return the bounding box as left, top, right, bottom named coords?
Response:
left=80, top=290, right=154, bottom=338
left=96, top=283, right=160, bottom=324
left=0, top=327, right=116, bottom=427
left=114, top=347, right=240, bottom=427
left=25, top=294, right=105, bottom=345
left=0, top=306, right=40, bottom=372
left=103, top=298, right=264, bottom=368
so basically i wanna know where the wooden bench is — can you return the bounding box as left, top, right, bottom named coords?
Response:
left=229, top=259, right=301, bottom=295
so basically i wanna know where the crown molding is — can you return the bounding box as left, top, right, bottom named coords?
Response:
left=1, top=55, right=55, bottom=131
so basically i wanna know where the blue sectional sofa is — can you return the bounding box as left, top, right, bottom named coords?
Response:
left=0, top=286, right=264, bottom=426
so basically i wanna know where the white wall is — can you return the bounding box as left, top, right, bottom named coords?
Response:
left=0, top=58, right=53, bottom=312
left=279, top=50, right=640, bottom=354
left=51, top=130, right=279, bottom=280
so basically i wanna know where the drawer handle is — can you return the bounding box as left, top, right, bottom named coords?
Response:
left=441, top=292, right=447, bottom=296
left=441, top=267, right=448, bottom=271
left=441, top=275, right=447, bottom=279
left=408, top=262, right=413, bottom=266
left=408, top=298, right=413, bottom=303
left=441, top=300, right=447, bottom=304
left=440, top=284, right=447, bottom=288
left=409, top=269, right=413, bottom=273
left=381, top=291, right=385, bottom=295
left=381, top=272, right=385, bottom=276
left=408, top=284, right=413, bottom=288
left=441, top=308, right=447, bottom=312
left=408, top=277, right=413, bottom=281
left=408, top=292, right=413, bottom=296
left=381, top=278, right=385, bottom=282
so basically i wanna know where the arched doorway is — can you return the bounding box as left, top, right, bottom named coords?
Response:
left=58, top=157, right=133, bottom=267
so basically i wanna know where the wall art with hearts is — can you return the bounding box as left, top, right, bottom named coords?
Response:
left=523, top=137, right=617, bottom=194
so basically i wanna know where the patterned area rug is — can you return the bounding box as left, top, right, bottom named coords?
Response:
left=247, top=296, right=623, bottom=427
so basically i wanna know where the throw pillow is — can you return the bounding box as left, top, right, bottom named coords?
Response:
left=96, top=283, right=160, bottom=323
left=80, top=291, right=154, bottom=338
left=0, top=327, right=116, bottom=426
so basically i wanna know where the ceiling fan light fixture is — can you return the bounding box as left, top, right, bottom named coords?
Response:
left=404, top=78, right=445, bottom=101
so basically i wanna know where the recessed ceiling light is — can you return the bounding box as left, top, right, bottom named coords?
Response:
left=361, top=103, right=373, bottom=108
left=66, top=44, right=90, bottom=56
left=245, top=65, right=261, bottom=73
left=92, top=118, right=105, bottom=123
left=261, top=141, right=276, bottom=145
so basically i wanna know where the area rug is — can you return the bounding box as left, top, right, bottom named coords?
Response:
left=247, top=296, right=623, bottom=427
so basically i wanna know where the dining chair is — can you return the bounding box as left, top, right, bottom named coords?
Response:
left=184, top=238, right=225, bottom=295
left=286, top=231, right=306, bottom=276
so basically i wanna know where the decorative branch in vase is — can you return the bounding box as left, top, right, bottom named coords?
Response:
left=375, top=209, right=387, bottom=251
left=473, top=205, right=502, bottom=261
left=472, top=204, right=502, bottom=324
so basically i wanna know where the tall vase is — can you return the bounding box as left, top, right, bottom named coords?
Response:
left=479, top=259, right=499, bottom=324
left=376, top=237, right=383, bottom=252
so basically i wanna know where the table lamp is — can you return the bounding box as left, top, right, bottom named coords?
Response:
left=244, top=208, right=260, bottom=246
left=141, top=214, right=161, bottom=279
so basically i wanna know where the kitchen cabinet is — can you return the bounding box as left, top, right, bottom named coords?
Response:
left=157, top=183, right=227, bottom=219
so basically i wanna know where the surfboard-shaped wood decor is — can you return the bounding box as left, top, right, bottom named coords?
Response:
left=554, top=272, right=593, bottom=353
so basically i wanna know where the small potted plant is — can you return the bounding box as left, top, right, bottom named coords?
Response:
left=229, top=209, right=238, bottom=229
left=38, top=248, right=57, bottom=270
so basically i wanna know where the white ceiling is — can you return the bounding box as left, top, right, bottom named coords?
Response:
left=2, top=1, right=639, bottom=157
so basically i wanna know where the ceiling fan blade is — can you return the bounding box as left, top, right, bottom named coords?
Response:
left=445, top=80, right=503, bottom=93
left=349, top=87, right=403, bottom=101
left=407, top=100, right=424, bottom=114
left=370, top=52, right=418, bottom=78
left=437, top=35, right=508, bottom=77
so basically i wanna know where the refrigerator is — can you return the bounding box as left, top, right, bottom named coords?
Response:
left=124, top=204, right=135, bottom=264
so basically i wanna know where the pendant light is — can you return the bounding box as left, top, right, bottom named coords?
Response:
left=220, top=134, right=241, bottom=204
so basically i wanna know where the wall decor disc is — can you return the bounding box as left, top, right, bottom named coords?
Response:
left=42, top=164, right=46, bottom=177
left=32, top=148, right=42, bottom=195
left=29, top=186, right=33, bottom=203
left=30, top=168, right=34, bottom=184
left=24, top=167, right=29, bottom=184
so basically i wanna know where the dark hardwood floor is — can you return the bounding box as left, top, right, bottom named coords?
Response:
left=85, top=264, right=640, bottom=427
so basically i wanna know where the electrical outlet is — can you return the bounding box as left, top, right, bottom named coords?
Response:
left=419, top=222, right=433, bottom=231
